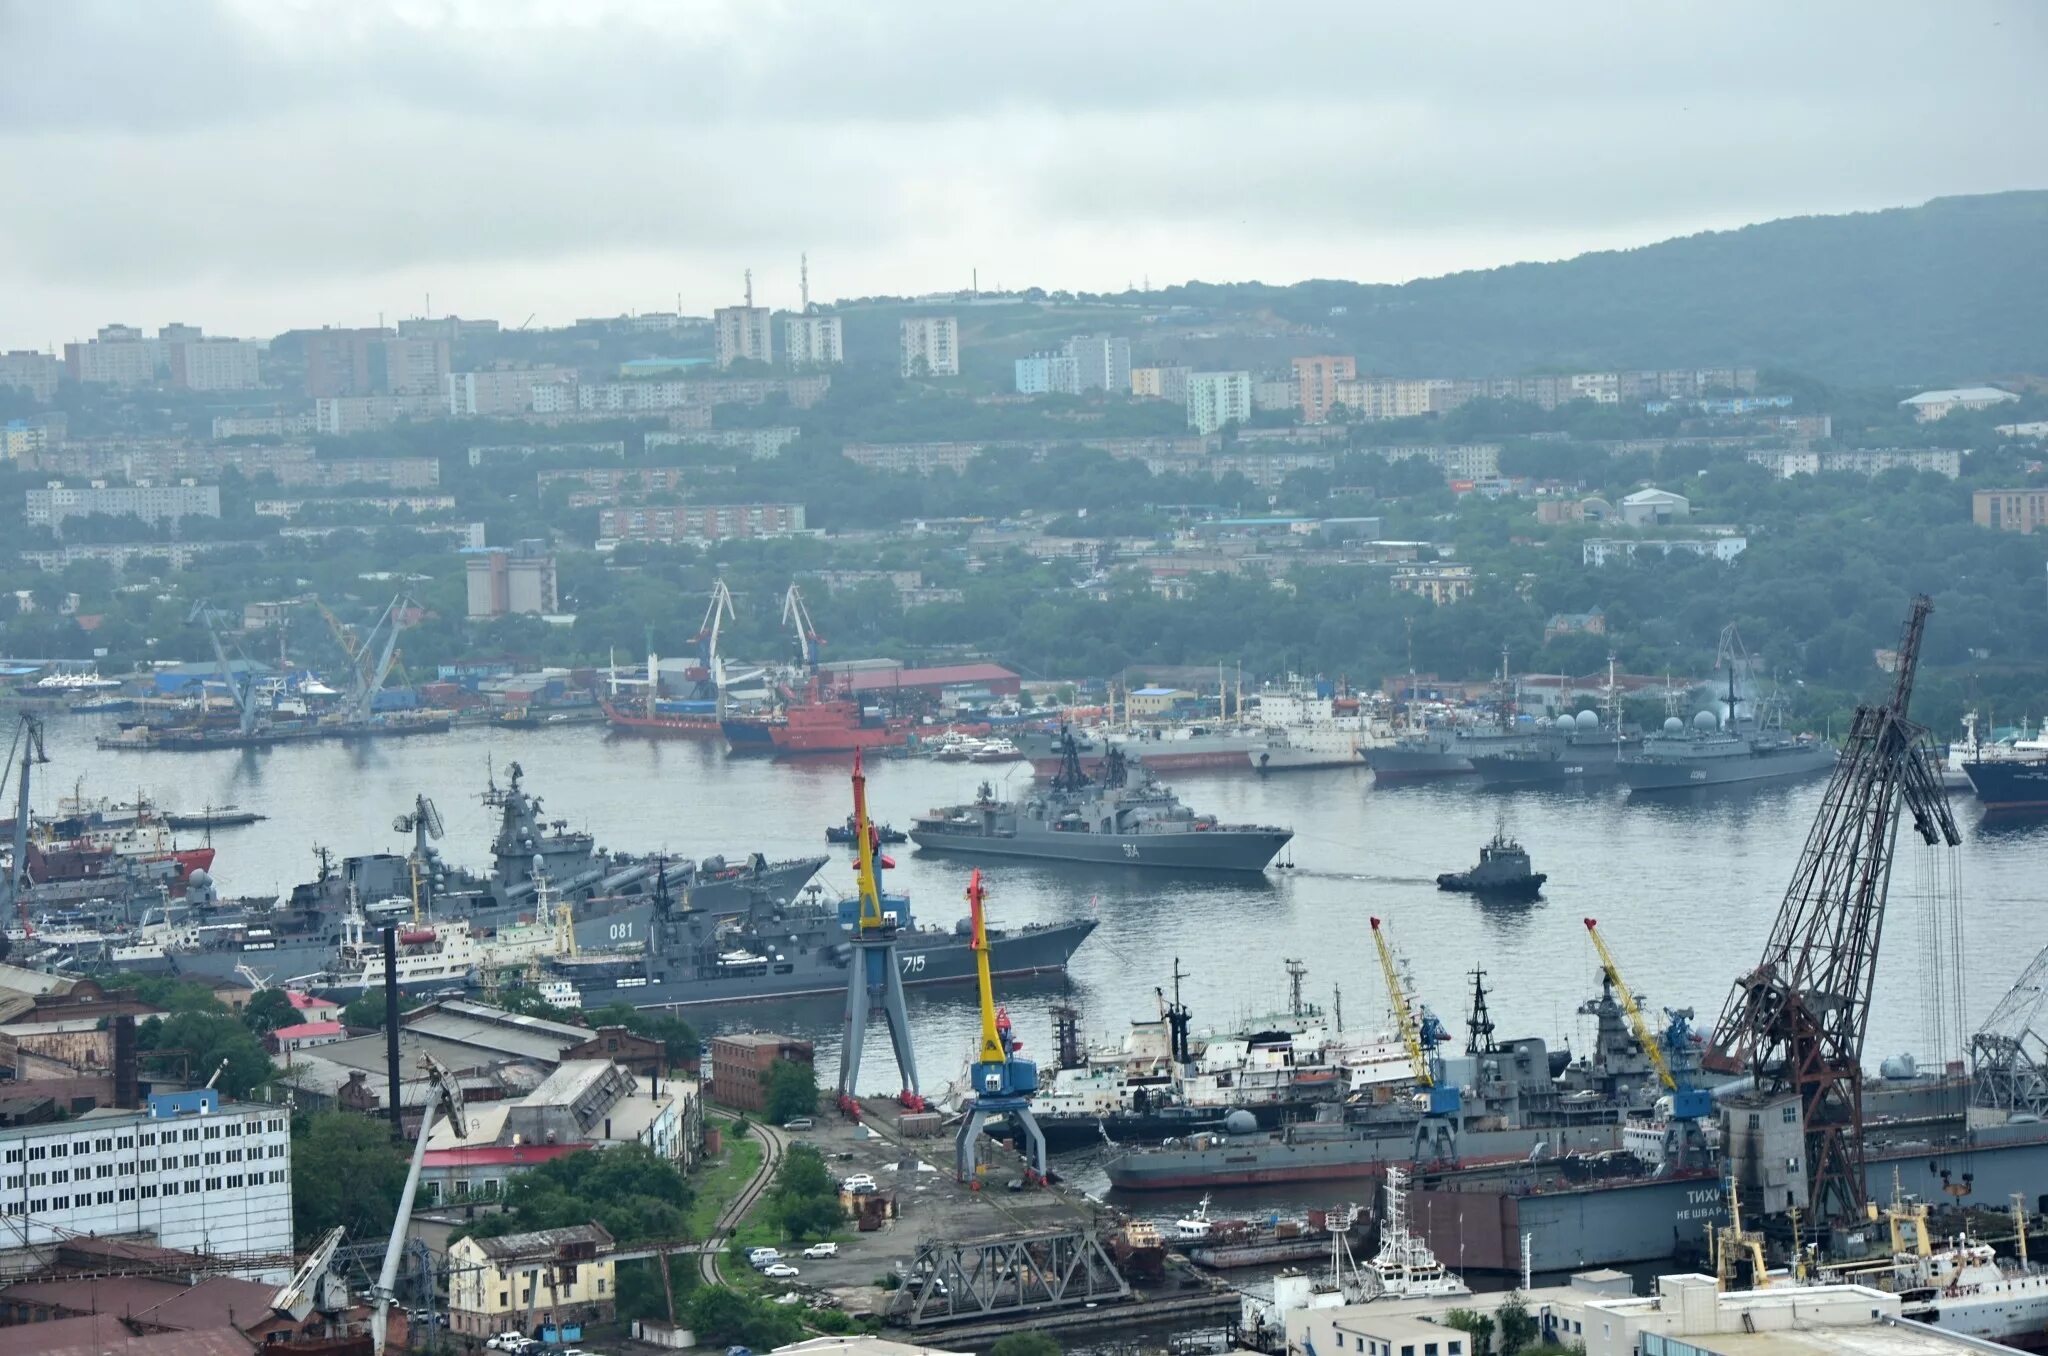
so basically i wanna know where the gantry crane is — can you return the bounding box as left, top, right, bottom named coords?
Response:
left=2, top=715, right=49, bottom=946
left=1370, top=917, right=1459, bottom=1160
left=954, top=868, right=1046, bottom=1184
left=781, top=583, right=822, bottom=676
left=371, top=1055, right=466, bottom=1356
left=836, top=750, right=923, bottom=1115
left=1706, top=594, right=1960, bottom=1223
left=345, top=592, right=415, bottom=724
left=696, top=579, right=737, bottom=710
left=189, top=601, right=262, bottom=735
left=1584, top=918, right=1711, bottom=1168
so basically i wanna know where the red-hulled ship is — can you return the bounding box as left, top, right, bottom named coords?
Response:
left=726, top=695, right=913, bottom=756
left=599, top=696, right=722, bottom=738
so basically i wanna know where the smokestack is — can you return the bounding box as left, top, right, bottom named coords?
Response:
left=112, top=1013, right=138, bottom=1109
left=384, top=927, right=402, bottom=1141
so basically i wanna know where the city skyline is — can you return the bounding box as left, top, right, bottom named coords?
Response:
left=0, top=0, right=2041, bottom=347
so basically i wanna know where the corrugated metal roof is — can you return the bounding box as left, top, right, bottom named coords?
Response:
left=0, top=1317, right=253, bottom=1356
left=470, top=1223, right=614, bottom=1261
left=1902, top=386, right=2017, bottom=403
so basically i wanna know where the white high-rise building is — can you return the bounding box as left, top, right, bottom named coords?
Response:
left=1186, top=371, right=1253, bottom=434
left=1063, top=334, right=1130, bottom=393
left=714, top=306, right=774, bottom=368
left=784, top=314, right=844, bottom=367
left=899, top=316, right=959, bottom=378
left=0, top=1089, right=294, bottom=1276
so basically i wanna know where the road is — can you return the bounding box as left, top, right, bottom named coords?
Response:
left=697, top=1122, right=787, bottom=1286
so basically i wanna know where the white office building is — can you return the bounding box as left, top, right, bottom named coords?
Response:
left=900, top=316, right=960, bottom=377
left=0, top=1090, right=293, bottom=1269
left=785, top=315, right=845, bottom=367
left=1186, top=371, right=1253, bottom=434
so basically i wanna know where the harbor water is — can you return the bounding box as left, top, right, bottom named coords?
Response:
left=22, top=717, right=2040, bottom=1219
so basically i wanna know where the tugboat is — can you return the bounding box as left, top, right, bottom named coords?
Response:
left=825, top=815, right=907, bottom=845
left=1435, top=831, right=1545, bottom=898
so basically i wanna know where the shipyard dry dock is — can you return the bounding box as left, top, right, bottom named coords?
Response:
left=771, top=1098, right=1235, bottom=1346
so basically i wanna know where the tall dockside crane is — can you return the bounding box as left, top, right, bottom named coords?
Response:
left=953, top=869, right=1046, bottom=1184
left=782, top=583, right=822, bottom=677
left=1585, top=918, right=1712, bottom=1168
left=190, top=601, right=263, bottom=735
left=1706, top=595, right=1959, bottom=1223
left=1371, top=916, right=1459, bottom=1160
left=695, top=579, right=737, bottom=714
left=835, top=750, right=924, bottom=1115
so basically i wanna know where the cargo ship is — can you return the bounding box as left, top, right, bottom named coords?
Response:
left=600, top=695, right=723, bottom=738
left=723, top=695, right=913, bottom=756
left=1961, top=753, right=2048, bottom=813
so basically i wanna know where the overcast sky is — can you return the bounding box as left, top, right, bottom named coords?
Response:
left=1, top=0, right=2041, bottom=347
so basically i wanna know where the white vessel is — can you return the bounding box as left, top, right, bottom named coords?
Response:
left=1174, top=1196, right=1214, bottom=1242
left=1882, top=1194, right=2048, bottom=1344
left=1246, top=678, right=1385, bottom=772
left=1366, top=1165, right=1472, bottom=1299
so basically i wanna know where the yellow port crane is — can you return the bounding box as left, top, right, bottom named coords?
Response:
left=1583, top=917, right=1678, bottom=1092
left=1584, top=917, right=1713, bottom=1153
left=1370, top=915, right=1432, bottom=1089
left=1370, top=916, right=1460, bottom=1133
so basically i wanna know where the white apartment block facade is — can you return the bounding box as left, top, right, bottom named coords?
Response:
left=900, top=316, right=960, bottom=377
left=714, top=306, right=774, bottom=368
left=314, top=393, right=442, bottom=435
left=0, top=1090, right=293, bottom=1269
left=1064, top=334, right=1130, bottom=393
left=1185, top=371, right=1253, bottom=434
left=169, top=339, right=262, bottom=391
left=28, top=482, right=222, bottom=529
left=64, top=326, right=160, bottom=387
left=784, top=315, right=844, bottom=367
left=1582, top=536, right=1748, bottom=566
left=446, top=367, right=577, bottom=417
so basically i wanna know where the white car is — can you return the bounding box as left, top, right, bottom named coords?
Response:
left=761, top=1263, right=801, bottom=1279
left=801, top=1243, right=838, bottom=1259
left=840, top=1174, right=876, bottom=1192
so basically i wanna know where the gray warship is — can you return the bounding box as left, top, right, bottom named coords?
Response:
left=111, top=762, right=827, bottom=985
left=1618, top=633, right=1834, bottom=794
left=1468, top=710, right=1640, bottom=788
left=908, top=732, right=1293, bottom=873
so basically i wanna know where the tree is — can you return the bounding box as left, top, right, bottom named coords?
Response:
left=764, top=1144, right=843, bottom=1242
left=241, top=988, right=295, bottom=1037
left=1497, top=1293, right=1539, bottom=1356
left=293, top=1112, right=409, bottom=1247
left=139, top=1011, right=273, bottom=1097
left=764, top=1058, right=818, bottom=1124
left=684, top=1287, right=805, bottom=1349
left=991, top=1335, right=1063, bottom=1356
left=465, top=1144, right=693, bottom=1245
left=1445, top=1308, right=1496, bottom=1356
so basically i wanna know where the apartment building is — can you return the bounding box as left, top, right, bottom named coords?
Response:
left=314, top=393, right=442, bottom=435
left=212, top=413, right=316, bottom=439
left=63, top=325, right=159, bottom=387
left=165, top=338, right=261, bottom=392
left=1582, top=537, right=1748, bottom=566
left=446, top=367, right=577, bottom=417
left=1015, top=352, right=1079, bottom=395
left=1900, top=386, right=2019, bottom=422
left=1185, top=371, right=1253, bottom=435
left=1132, top=365, right=1191, bottom=403
left=2, top=421, right=49, bottom=463
left=372, top=337, right=451, bottom=395
left=0, top=351, right=61, bottom=402
left=446, top=1225, right=616, bottom=1339
left=27, top=483, right=221, bottom=530
left=1293, top=355, right=1356, bottom=423
left=1064, top=334, right=1130, bottom=393
left=714, top=305, right=774, bottom=368
left=298, top=327, right=393, bottom=397
left=465, top=541, right=559, bottom=618
left=784, top=314, right=844, bottom=367
left=900, top=316, right=960, bottom=377
left=599, top=503, right=808, bottom=543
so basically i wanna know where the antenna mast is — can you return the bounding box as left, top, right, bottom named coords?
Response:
left=744, top=268, right=753, bottom=309
left=800, top=253, right=810, bottom=312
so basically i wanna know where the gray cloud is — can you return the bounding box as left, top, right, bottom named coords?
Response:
left=0, top=0, right=2040, bottom=342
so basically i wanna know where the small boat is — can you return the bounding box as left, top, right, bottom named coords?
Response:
left=1173, top=1195, right=1214, bottom=1242
left=1435, top=831, right=1545, bottom=898
left=825, top=815, right=907, bottom=846
left=968, top=737, right=1022, bottom=763
left=164, top=806, right=268, bottom=831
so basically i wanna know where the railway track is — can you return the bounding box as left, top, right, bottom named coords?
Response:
left=698, top=1122, right=786, bottom=1286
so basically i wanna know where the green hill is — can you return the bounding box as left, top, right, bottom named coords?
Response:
left=1148, top=190, right=2048, bottom=386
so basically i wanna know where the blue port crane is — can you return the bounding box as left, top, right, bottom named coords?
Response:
left=954, top=868, right=1046, bottom=1185
left=1371, top=916, right=1460, bottom=1161
left=1585, top=917, right=1712, bottom=1169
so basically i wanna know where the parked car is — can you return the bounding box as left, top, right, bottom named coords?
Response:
left=801, top=1243, right=838, bottom=1259
left=781, top=1117, right=813, bottom=1130
left=747, top=1248, right=782, bottom=1267
left=761, top=1263, right=800, bottom=1279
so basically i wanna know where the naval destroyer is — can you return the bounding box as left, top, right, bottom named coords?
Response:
left=109, top=762, right=826, bottom=985
left=909, top=731, right=1293, bottom=872
left=1617, top=652, right=1833, bottom=793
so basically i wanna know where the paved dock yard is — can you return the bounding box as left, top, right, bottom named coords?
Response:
left=762, top=1097, right=1236, bottom=1340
